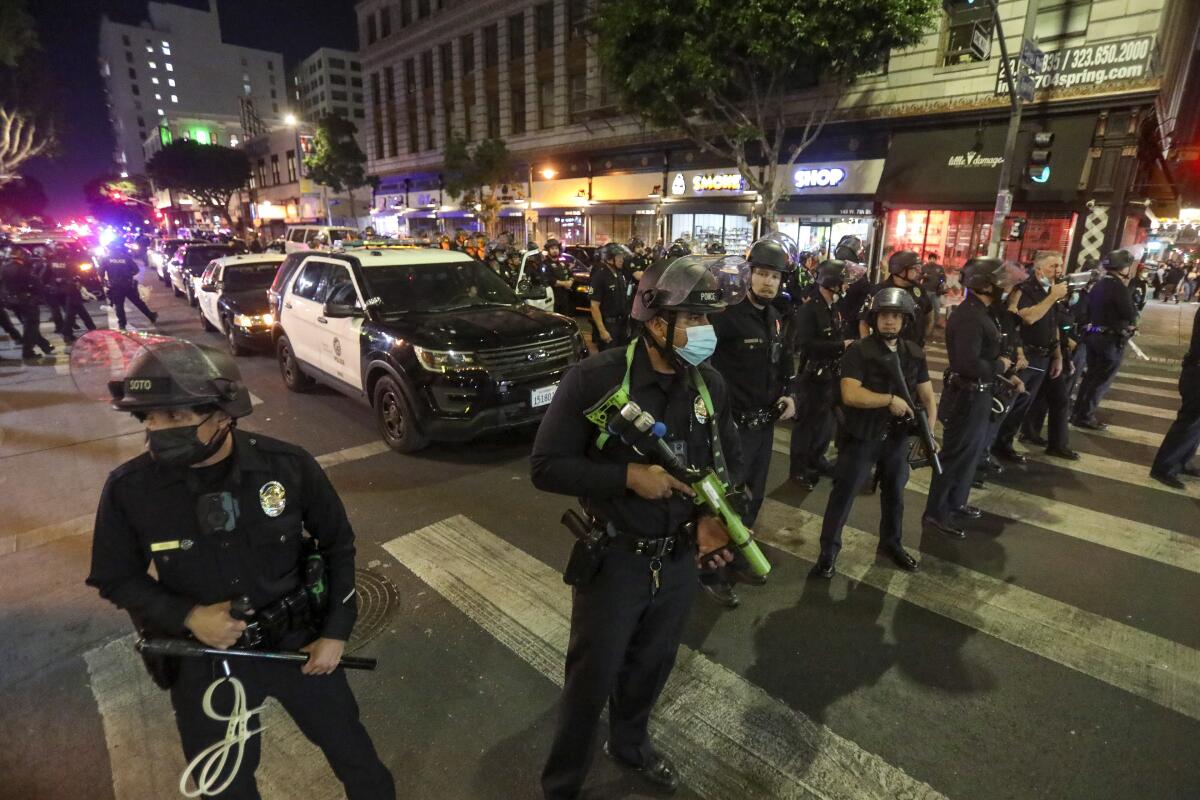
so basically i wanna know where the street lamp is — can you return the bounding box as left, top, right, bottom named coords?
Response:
left=541, top=167, right=557, bottom=180
left=284, top=113, right=298, bottom=127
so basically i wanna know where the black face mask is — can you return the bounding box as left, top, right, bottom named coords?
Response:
left=146, top=414, right=230, bottom=467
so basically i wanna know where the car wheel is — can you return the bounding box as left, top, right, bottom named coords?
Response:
left=373, top=375, right=428, bottom=453
left=171, top=278, right=182, bottom=297
left=276, top=335, right=313, bottom=391
left=160, top=268, right=170, bottom=286
left=186, top=284, right=197, bottom=307
left=226, top=320, right=246, bottom=357
left=200, top=308, right=215, bottom=332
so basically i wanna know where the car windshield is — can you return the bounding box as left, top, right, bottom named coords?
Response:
left=185, top=247, right=232, bottom=266
left=223, top=262, right=279, bottom=291
left=330, top=229, right=357, bottom=243
left=361, top=260, right=519, bottom=313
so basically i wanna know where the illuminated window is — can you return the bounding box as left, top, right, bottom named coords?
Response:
left=229, top=134, right=239, bottom=147
left=148, top=61, right=157, bottom=69
left=146, top=45, right=154, bottom=53
left=170, top=94, right=178, bottom=103
left=165, top=63, right=173, bottom=72
left=243, top=84, right=252, bottom=95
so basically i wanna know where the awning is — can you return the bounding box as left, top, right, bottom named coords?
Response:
left=877, top=113, right=1097, bottom=207
left=661, top=200, right=755, bottom=216
left=775, top=197, right=878, bottom=216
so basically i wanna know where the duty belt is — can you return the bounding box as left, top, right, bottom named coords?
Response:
left=1084, top=324, right=1119, bottom=335
left=944, top=371, right=991, bottom=392
left=606, top=520, right=696, bottom=558
left=735, top=408, right=776, bottom=430
left=1024, top=344, right=1055, bottom=358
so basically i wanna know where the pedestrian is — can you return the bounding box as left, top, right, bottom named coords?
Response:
left=790, top=259, right=853, bottom=489
left=812, top=287, right=937, bottom=578
left=0, top=245, right=54, bottom=360
left=922, top=253, right=947, bottom=333
left=247, top=234, right=265, bottom=254
left=100, top=242, right=158, bottom=330
left=1072, top=250, right=1139, bottom=430
left=1150, top=307, right=1200, bottom=488
left=531, top=255, right=744, bottom=800
left=704, top=238, right=797, bottom=607
left=978, top=269, right=1029, bottom=478
left=923, top=257, right=1019, bottom=539
left=588, top=243, right=634, bottom=351
left=85, top=334, right=396, bottom=799
left=861, top=251, right=934, bottom=347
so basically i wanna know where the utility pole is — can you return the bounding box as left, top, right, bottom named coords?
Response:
left=987, top=0, right=1041, bottom=258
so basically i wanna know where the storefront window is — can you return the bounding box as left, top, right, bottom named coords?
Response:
left=543, top=214, right=586, bottom=244
left=883, top=208, right=1076, bottom=271
left=670, top=213, right=752, bottom=253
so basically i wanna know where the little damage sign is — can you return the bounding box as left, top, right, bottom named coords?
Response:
left=995, top=35, right=1153, bottom=95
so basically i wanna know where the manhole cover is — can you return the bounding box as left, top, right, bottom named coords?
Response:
left=347, top=568, right=400, bottom=653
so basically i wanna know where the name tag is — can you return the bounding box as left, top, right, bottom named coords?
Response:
left=150, top=539, right=193, bottom=552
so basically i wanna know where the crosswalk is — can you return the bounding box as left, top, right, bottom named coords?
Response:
left=78, top=347, right=1197, bottom=798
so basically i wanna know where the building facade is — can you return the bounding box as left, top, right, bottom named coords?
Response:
left=356, top=0, right=1200, bottom=270
left=289, top=47, right=368, bottom=125
left=98, top=0, right=287, bottom=174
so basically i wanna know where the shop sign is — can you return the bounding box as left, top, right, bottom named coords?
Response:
left=838, top=206, right=874, bottom=216
left=692, top=173, right=746, bottom=193
left=561, top=210, right=583, bottom=217
left=993, top=34, right=1153, bottom=96
left=948, top=151, right=1004, bottom=168
left=416, top=193, right=438, bottom=207
left=794, top=167, right=847, bottom=190
left=670, top=173, right=687, bottom=196
left=634, top=209, right=656, bottom=215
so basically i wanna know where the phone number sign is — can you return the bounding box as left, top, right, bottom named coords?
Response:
left=995, top=35, right=1153, bottom=96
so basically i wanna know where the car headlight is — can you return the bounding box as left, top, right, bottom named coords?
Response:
left=414, top=346, right=481, bottom=373
left=233, top=313, right=272, bottom=328
left=78, top=262, right=92, bottom=271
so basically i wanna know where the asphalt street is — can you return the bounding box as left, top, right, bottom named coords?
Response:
left=1, top=270, right=1198, bottom=800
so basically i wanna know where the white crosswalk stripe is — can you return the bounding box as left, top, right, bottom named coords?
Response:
left=924, top=354, right=1178, bottom=400
left=384, top=515, right=948, bottom=800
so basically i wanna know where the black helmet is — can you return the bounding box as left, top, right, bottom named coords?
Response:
left=704, top=239, right=726, bottom=255
left=1100, top=249, right=1135, bottom=272
left=600, top=242, right=633, bottom=263
left=632, top=255, right=748, bottom=322
left=887, top=250, right=921, bottom=276
left=962, top=257, right=1009, bottom=291
left=87, top=334, right=253, bottom=418
left=747, top=238, right=794, bottom=273
left=544, top=237, right=561, bottom=251
left=667, top=239, right=691, bottom=259
left=869, top=286, right=917, bottom=318
left=815, top=259, right=849, bottom=289
left=833, top=235, right=864, bottom=263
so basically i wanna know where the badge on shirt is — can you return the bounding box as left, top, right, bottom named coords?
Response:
left=913, top=287, right=923, bottom=298
left=693, top=396, right=709, bottom=425
left=259, top=481, right=286, bottom=517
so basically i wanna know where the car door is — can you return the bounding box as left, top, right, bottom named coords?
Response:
left=281, top=258, right=332, bottom=370
left=317, top=263, right=365, bottom=390
left=198, top=261, right=221, bottom=327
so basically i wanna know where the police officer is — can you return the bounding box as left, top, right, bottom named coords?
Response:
left=703, top=239, right=796, bottom=607
left=1072, top=249, right=1139, bottom=430
left=922, top=254, right=947, bottom=334
left=790, top=259, right=852, bottom=488
left=976, top=271, right=1027, bottom=480
left=1151, top=307, right=1200, bottom=488
left=85, top=334, right=395, bottom=799
left=531, top=255, right=745, bottom=800
left=861, top=251, right=934, bottom=347
left=589, top=242, right=634, bottom=351
left=813, top=288, right=937, bottom=578
left=0, top=245, right=54, bottom=360
left=100, top=242, right=158, bottom=330
left=994, top=251, right=1074, bottom=460
left=923, top=257, right=1016, bottom=538
left=543, top=237, right=575, bottom=315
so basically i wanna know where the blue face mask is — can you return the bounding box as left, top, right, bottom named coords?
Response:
left=676, top=324, right=717, bottom=366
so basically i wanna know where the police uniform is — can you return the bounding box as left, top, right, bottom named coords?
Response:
left=789, top=292, right=846, bottom=481
left=531, top=343, right=741, bottom=800
left=980, top=296, right=1023, bottom=468
left=101, top=249, right=158, bottom=329
left=86, top=428, right=395, bottom=799
left=1151, top=308, right=1200, bottom=484
left=923, top=291, right=1004, bottom=529
left=866, top=276, right=932, bottom=346
left=0, top=253, right=52, bottom=358
left=1022, top=289, right=1082, bottom=454
left=590, top=263, right=631, bottom=350
left=818, top=333, right=929, bottom=570
left=995, top=275, right=1059, bottom=455
left=1072, top=269, right=1137, bottom=426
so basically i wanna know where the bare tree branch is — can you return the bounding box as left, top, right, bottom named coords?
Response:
left=0, top=106, right=51, bottom=185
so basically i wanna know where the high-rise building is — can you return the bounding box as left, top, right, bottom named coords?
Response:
left=98, top=0, right=287, bottom=174
left=289, top=47, right=367, bottom=125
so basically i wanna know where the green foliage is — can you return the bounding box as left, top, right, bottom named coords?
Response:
left=0, top=173, right=44, bottom=219
left=443, top=137, right=513, bottom=234
left=305, top=114, right=375, bottom=194
left=0, top=0, right=38, bottom=69
left=146, top=140, right=251, bottom=221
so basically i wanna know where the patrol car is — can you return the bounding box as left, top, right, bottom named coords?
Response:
left=167, top=243, right=241, bottom=305
left=195, top=253, right=286, bottom=355
left=272, top=247, right=583, bottom=452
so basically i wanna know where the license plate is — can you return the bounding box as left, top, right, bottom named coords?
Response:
left=531, top=384, right=558, bottom=408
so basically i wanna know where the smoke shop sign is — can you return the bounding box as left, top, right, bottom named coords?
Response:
left=948, top=151, right=1005, bottom=168
left=672, top=171, right=747, bottom=195
left=793, top=166, right=847, bottom=189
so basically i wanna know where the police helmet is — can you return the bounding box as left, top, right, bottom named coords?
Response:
left=544, top=237, right=561, bottom=252
left=869, top=286, right=917, bottom=318
left=833, top=235, right=864, bottom=264
left=632, top=255, right=748, bottom=322
left=1100, top=249, right=1135, bottom=272
left=98, top=334, right=253, bottom=418
left=961, top=257, right=1009, bottom=291
left=600, top=242, right=633, bottom=264
left=887, top=250, right=922, bottom=276
left=667, top=239, right=691, bottom=259
left=747, top=237, right=794, bottom=273
left=815, top=259, right=850, bottom=290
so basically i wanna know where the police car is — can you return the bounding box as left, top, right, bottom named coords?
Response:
left=167, top=243, right=241, bottom=305
left=195, top=253, right=286, bottom=356
left=273, top=248, right=583, bottom=453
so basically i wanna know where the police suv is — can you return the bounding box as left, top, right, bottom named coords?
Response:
left=273, top=247, right=583, bottom=452
left=196, top=253, right=286, bottom=356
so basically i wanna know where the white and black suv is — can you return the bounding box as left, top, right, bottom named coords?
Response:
left=272, top=248, right=584, bottom=452
left=196, top=253, right=286, bottom=356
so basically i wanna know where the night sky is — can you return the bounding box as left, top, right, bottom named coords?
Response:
left=23, top=0, right=359, bottom=220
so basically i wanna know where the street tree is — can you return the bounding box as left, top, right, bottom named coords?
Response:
left=304, top=113, right=376, bottom=223
left=83, top=173, right=153, bottom=228
left=443, top=137, right=513, bottom=236
left=0, top=173, right=45, bottom=222
left=146, top=140, right=250, bottom=226
left=594, top=0, right=939, bottom=228
left=0, top=0, right=54, bottom=185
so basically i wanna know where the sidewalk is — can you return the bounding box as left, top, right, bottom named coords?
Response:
left=1133, top=299, right=1197, bottom=366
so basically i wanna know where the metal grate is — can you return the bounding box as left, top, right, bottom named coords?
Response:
left=346, top=568, right=400, bottom=653
left=476, top=336, right=577, bottom=380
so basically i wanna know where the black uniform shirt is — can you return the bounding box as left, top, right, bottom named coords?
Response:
left=1183, top=306, right=1200, bottom=369
left=1086, top=274, right=1138, bottom=329
left=531, top=343, right=743, bottom=538
left=991, top=299, right=1023, bottom=359
left=0, top=259, right=39, bottom=299
left=1013, top=277, right=1057, bottom=350
left=590, top=264, right=630, bottom=318
left=946, top=294, right=1004, bottom=381
left=792, top=295, right=846, bottom=375
left=839, top=276, right=872, bottom=331
left=711, top=298, right=788, bottom=414
left=86, top=430, right=359, bottom=641
left=839, top=334, right=930, bottom=441
left=866, top=277, right=933, bottom=345
left=101, top=256, right=139, bottom=287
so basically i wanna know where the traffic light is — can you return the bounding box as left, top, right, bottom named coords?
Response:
left=1027, top=131, right=1054, bottom=183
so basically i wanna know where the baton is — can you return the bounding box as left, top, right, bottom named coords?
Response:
left=137, top=637, right=377, bottom=670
